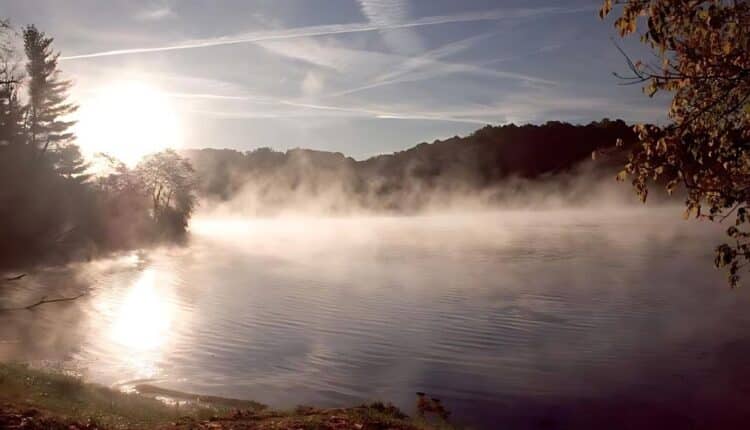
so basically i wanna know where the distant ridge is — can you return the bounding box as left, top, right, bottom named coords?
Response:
left=184, top=119, right=637, bottom=213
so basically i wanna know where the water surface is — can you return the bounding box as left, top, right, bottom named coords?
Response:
left=2, top=209, right=750, bottom=428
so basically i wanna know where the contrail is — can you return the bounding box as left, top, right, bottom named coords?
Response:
left=60, top=6, right=594, bottom=61
left=329, top=32, right=560, bottom=98
left=180, top=93, right=494, bottom=124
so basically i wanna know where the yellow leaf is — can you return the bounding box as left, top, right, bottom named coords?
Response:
left=723, top=41, right=732, bottom=55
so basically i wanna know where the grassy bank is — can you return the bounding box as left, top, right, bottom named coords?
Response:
left=0, top=362, right=223, bottom=428
left=0, top=363, right=455, bottom=429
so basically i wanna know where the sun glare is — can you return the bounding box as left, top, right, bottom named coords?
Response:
left=110, top=268, right=175, bottom=352
left=76, top=81, right=182, bottom=166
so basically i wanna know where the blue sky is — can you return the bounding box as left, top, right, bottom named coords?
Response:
left=2, top=0, right=667, bottom=159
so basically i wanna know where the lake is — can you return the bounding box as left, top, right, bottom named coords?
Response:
left=2, top=208, right=750, bottom=429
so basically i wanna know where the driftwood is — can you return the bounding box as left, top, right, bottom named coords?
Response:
left=0, top=292, right=86, bottom=312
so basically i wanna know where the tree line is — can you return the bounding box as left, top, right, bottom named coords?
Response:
left=0, top=21, right=196, bottom=269
left=186, top=119, right=638, bottom=214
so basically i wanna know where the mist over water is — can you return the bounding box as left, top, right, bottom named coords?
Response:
left=2, top=209, right=750, bottom=428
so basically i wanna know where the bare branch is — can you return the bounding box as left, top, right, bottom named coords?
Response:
left=0, top=292, right=86, bottom=312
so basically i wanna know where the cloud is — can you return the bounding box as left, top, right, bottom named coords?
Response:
left=134, top=1, right=176, bottom=21
left=374, top=32, right=496, bottom=83
left=301, top=72, right=325, bottom=96
left=359, top=0, right=410, bottom=26
left=255, top=37, right=394, bottom=73
left=166, top=92, right=269, bottom=102
left=60, top=5, right=594, bottom=61
left=257, top=32, right=554, bottom=98
left=358, top=0, right=424, bottom=55
left=181, top=94, right=491, bottom=124
left=482, top=43, right=564, bottom=66
left=336, top=65, right=556, bottom=97
left=329, top=32, right=561, bottom=97
left=136, top=7, right=174, bottom=21
left=175, top=82, right=666, bottom=127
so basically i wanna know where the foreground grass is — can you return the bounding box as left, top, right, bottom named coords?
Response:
left=0, top=363, right=456, bottom=429
left=0, top=362, right=224, bottom=428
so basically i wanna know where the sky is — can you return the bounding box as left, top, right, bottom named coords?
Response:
left=1, top=0, right=668, bottom=159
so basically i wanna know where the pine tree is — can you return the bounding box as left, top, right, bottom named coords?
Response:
left=23, top=24, right=77, bottom=155
left=23, top=25, right=88, bottom=178
left=0, top=19, right=24, bottom=147
left=50, top=143, right=91, bottom=183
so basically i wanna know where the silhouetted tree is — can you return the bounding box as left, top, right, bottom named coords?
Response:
left=136, top=149, right=197, bottom=236
left=0, top=21, right=194, bottom=268
left=88, top=153, right=153, bottom=250
left=602, top=0, right=750, bottom=286
left=23, top=25, right=77, bottom=158
left=0, top=80, right=25, bottom=146
left=51, top=144, right=90, bottom=182
left=0, top=20, right=24, bottom=147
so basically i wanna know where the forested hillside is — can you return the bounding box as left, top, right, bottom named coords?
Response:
left=186, top=119, right=636, bottom=214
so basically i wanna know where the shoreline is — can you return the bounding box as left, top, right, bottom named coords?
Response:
left=0, top=363, right=454, bottom=429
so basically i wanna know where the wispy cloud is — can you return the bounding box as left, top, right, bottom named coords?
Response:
left=258, top=31, right=555, bottom=98
left=358, top=0, right=424, bottom=54
left=60, top=5, right=594, bottom=61
left=333, top=64, right=557, bottom=98
left=330, top=32, right=550, bottom=97
left=255, top=37, right=392, bottom=73
left=134, top=1, right=176, bottom=21
left=373, top=32, right=495, bottom=84
left=482, top=43, right=563, bottom=66
left=301, top=72, right=325, bottom=96
left=135, top=7, right=174, bottom=21
left=166, top=83, right=491, bottom=124
left=329, top=40, right=558, bottom=98
left=166, top=92, right=267, bottom=101
left=186, top=103, right=491, bottom=124
left=171, top=79, right=665, bottom=127
left=256, top=32, right=483, bottom=78
left=359, top=0, right=410, bottom=26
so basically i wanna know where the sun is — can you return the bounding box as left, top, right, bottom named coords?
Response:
left=76, top=81, right=182, bottom=166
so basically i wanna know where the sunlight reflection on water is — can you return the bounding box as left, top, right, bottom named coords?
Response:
left=107, top=269, right=175, bottom=377
left=109, top=269, right=174, bottom=352
left=75, top=263, right=183, bottom=382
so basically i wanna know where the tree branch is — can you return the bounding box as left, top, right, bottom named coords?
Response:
left=3, top=274, right=26, bottom=282
left=0, top=292, right=86, bottom=312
